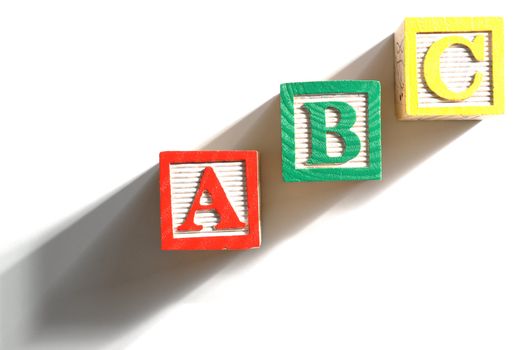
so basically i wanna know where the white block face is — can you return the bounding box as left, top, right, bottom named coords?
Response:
left=293, top=93, right=369, bottom=169
left=416, top=31, right=492, bottom=107
left=169, top=161, right=248, bottom=238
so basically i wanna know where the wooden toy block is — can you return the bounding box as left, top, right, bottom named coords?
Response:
left=159, top=151, right=260, bottom=250
left=395, top=17, right=504, bottom=120
left=281, top=80, right=381, bottom=182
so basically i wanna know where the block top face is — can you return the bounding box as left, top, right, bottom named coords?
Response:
left=280, top=80, right=381, bottom=182
left=159, top=151, right=260, bottom=250
left=399, top=17, right=504, bottom=119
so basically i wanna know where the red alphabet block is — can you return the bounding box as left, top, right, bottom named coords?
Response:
left=159, top=151, right=260, bottom=250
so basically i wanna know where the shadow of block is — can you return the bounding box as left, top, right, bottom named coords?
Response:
left=204, top=35, right=478, bottom=245
left=0, top=35, right=478, bottom=349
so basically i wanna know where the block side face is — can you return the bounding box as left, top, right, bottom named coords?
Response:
left=394, top=21, right=408, bottom=119
left=160, top=151, right=260, bottom=250
left=280, top=80, right=382, bottom=182
left=402, top=17, right=505, bottom=119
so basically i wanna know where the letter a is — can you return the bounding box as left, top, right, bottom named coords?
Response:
left=177, top=166, right=245, bottom=232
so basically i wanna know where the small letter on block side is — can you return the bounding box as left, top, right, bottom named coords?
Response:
left=159, top=151, right=260, bottom=250
left=281, top=80, right=382, bottom=182
left=395, top=17, right=504, bottom=120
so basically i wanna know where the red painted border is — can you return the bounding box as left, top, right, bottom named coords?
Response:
left=159, top=151, right=260, bottom=250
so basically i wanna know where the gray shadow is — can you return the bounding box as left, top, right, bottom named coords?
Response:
left=0, top=35, right=478, bottom=349
left=202, top=35, right=479, bottom=244
left=1, top=167, right=239, bottom=349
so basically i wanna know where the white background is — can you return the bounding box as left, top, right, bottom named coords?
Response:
left=1, top=1, right=526, bottom=349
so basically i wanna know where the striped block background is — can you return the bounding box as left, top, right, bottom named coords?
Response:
left=169, top=161, right=248, bottom=238
left=293, top=93, right=369, bottom=169
left=416, top=31, right=492, bottom=107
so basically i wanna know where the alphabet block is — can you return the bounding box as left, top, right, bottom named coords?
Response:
left=395, top=17, right=504, bottom=120
left=159, top=151, right=260, bottom=250
left=281, top=80, right=381, bottom=182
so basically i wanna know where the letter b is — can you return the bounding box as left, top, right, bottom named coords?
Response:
left=303, top=101, right=361, bottom=165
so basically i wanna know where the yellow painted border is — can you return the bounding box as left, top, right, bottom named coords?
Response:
left=405, top=17, right=504, bottom=117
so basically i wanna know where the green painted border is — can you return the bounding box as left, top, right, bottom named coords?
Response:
left=280, top=80, right=382, bottom=182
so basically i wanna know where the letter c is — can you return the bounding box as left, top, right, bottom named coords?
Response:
left=423, top=35, right=485, bottom=101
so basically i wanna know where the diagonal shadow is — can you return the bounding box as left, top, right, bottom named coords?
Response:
left=0, top=35, right=478, bottom=349
left=201, top=35, right=479, bottom=244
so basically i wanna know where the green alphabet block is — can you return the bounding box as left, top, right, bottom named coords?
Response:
left=280, top=80, right=382, bottom=182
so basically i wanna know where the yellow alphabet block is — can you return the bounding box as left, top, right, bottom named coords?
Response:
left=395, top=17, right=504, bottom=120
